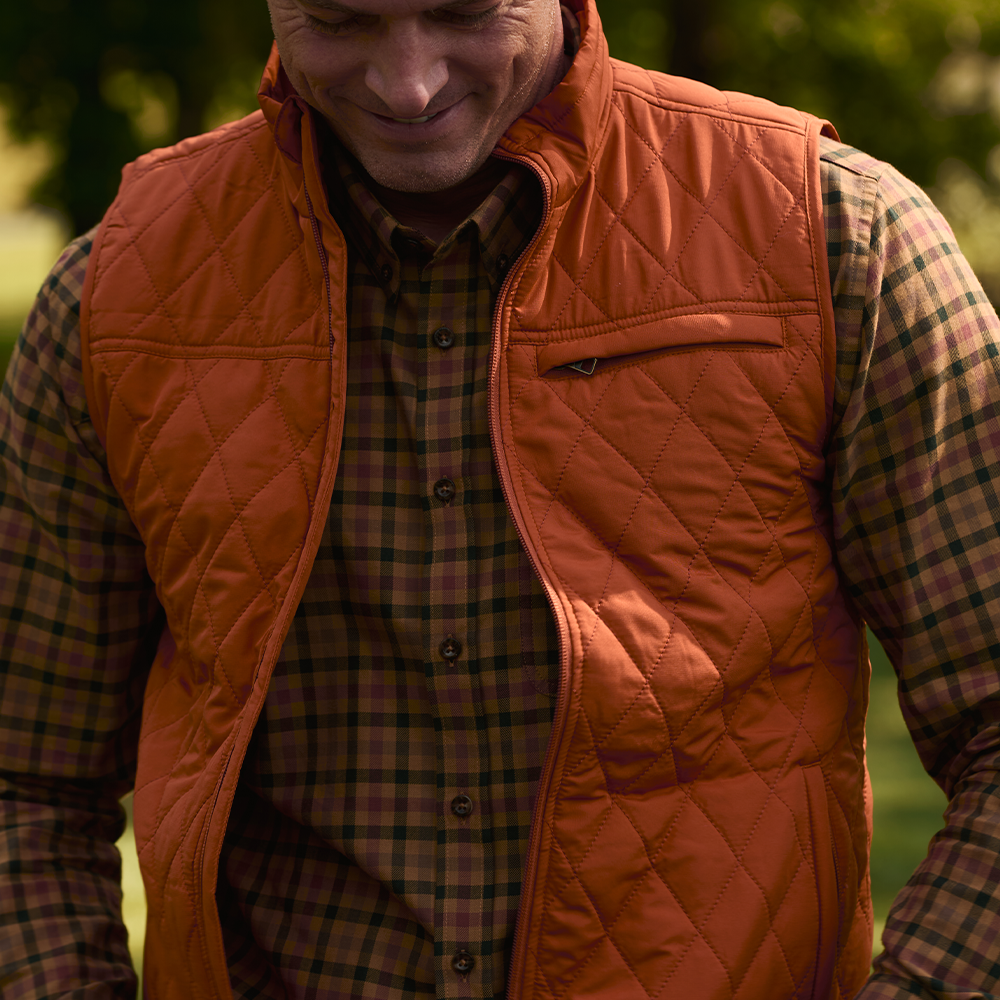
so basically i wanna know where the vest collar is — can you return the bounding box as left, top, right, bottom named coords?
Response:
left=497, top=0, right=612, bottom=207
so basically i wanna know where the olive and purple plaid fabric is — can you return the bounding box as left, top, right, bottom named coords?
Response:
left=2, top=136, right=1000, bottom=1000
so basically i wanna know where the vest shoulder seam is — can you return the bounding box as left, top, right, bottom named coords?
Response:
left=126, top=112, right=271, bottom=180
left=611, top=80, right=808, bottom=134
left=609, top=60, right=809, bottom=134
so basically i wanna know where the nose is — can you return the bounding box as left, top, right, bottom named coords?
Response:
left=364, top=19, right=449, bottom=118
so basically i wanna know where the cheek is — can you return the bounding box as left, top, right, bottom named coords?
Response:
left=275, top=25, right=356, bottom=97
left=457, top=33, right=539, bottom=103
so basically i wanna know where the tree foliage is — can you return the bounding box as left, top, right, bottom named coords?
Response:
left=3, top=0, right=1000, bottom=295
left=0, top=0, right=273, bottom=234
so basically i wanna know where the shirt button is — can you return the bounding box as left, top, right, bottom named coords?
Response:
left=432, top=326, right=455, bottom=349
left=439, top=636, right=463, bottom=662
left=434, top=477, right=456, bottom=503
left=452, top=951, right=475, bottom=975
left=497, top=253, right=510, bottom=273
left=380, top=263, right=393, bottom=283
left=451, top=794, right=474, bottom=818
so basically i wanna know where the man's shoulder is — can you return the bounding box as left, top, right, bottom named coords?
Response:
left=92, top=107, right=281, bottom=273
left=121, top=109, right=271, bottom=183
left=818, top=134, right=941, bottom=231
left=607, top=58, right=817, bottom=134
left=819, top=135, right=892, bottom=182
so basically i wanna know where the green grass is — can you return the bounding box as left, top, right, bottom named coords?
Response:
left=1, top=317, right=21, bottom=379
left=866, top=629, right=946, bottom=954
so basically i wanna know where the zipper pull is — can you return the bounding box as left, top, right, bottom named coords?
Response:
left=563, top=358, right=599, bottom=376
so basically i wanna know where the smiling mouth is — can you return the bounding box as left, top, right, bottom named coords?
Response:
left=389, top=113, right=437, bottom=124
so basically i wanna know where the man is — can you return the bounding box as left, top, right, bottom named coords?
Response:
left=2, top=0, right=999, bottom=997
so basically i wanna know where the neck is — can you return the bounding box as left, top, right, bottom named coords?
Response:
left=366, top=157, right=512, bottom=244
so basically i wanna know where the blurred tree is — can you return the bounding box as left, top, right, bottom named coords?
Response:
left=0, top=0, right=273, bottom=235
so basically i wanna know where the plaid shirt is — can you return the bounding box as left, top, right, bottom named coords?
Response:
left=2, top=133, right=1000, bottom=1000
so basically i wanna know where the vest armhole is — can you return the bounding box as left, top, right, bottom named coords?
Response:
left=79, top=201, right=121, bottom=450
left=805, top=114, right=840, bottom=444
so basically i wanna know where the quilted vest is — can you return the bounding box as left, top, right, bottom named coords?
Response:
left=80, top=2, right=872, bottom=997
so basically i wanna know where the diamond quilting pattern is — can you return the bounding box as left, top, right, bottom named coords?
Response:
left=93, top=125, right=320, bottom=353
left=499, top=73, right=867, bottom=999
left=88, top=116, right=331, bottom=691
left=84, top=117, right=336, bottom=1000
left=511, top=102, right=815, bottom=347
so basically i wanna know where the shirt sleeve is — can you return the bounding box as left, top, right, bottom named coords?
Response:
left=822, top=138, right=1000, bottom=999
left=0, top=233, right=163, bottom=998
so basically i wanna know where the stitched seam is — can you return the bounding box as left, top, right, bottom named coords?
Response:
left=733, top=194, right=807, bottom=303
left=611, top=83, right=809, bottom=134
left=541, top=103, right=694, bottom=330
left=89, top=343, right=329, bottom=359
left=709, top=113, right=800, bottom=202
left=652, top=127, right=799, bottom=303
left=241, top=135, right=318, bottom=350
left=186, top=357, right=279, bottom=616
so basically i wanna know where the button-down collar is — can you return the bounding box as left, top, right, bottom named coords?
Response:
left=321, top=130, right=539, bottom=297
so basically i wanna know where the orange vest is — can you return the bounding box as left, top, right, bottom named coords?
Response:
left=81, top=2, right=872, bottom=997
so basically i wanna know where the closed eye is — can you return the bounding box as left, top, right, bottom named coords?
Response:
left=304, top=12, right=377, bottom=35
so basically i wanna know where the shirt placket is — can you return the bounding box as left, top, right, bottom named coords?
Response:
left=411, top=231, right=493, bottom=999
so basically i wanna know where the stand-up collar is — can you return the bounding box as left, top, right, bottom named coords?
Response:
left=258, top=54, right=306, bottom=164
left=497, top=0, right=612, bottom=206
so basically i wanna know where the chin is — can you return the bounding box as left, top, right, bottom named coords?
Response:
left=365, top=162, right=479, bottom=195
left=354, top=147, right=491, bottom=195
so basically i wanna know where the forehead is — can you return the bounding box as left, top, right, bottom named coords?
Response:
left=298, top=0, right=514, bottom=14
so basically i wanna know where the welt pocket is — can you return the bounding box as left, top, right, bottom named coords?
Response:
left=537, top=313, right=784, bottom=378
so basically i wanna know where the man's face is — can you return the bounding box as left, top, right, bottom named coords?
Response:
left=267, top=0, right=565, bottom=193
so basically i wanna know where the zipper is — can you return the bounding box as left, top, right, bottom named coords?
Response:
left=197, top=736, right=237, bottom=999
left=489, top=150, right=571, bottom=999
left=547, top=338, right=784, bottom=380
left=302, top=182, right=335, bottom=358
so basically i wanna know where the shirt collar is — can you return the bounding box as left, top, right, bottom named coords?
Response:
left=321, top=127, right=541, bottom=297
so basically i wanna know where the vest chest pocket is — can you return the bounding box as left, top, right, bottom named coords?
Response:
left=536, top=312, right=785, bottom=379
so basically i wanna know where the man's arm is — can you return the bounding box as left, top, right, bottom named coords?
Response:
left=823, top=139, right=1000, bottom=999
left=0, top=234, right=162, bottom=998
